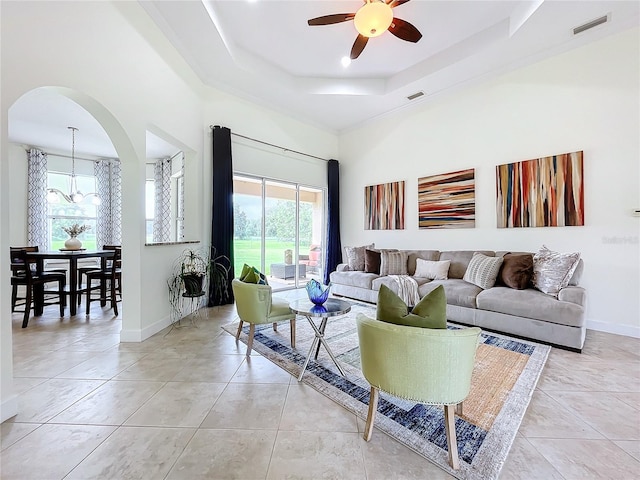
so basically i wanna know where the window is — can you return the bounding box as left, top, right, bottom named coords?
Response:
left=47, top=172, right=98, bottom=250
left=233, top=174, right=325, bottom=291
left=145, top=179, right=155, bottom=243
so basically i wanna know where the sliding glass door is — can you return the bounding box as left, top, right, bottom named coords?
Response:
left=233, top=174, right=325, bottom=291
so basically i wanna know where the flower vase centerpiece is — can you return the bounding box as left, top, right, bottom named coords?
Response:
left=62, top=223, right=91, bottom=250
left=306, top=279, right=331, bottom=306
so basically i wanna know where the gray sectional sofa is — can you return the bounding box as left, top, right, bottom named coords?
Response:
left=330, top=249, right=586, bottom=352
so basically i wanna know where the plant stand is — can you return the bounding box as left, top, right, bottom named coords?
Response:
left=179, top=291, right=206, bottom=327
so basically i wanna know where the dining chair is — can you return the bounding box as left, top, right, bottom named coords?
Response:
left=231, top=279, right=296, bottom=356
left=84, top=246, right=122, bottom=315
left=11, top=249, right=67, bottom=328
left=10, top=246, right=67, bottom=313
left=77, top=244, right=121, bottom=305
left=356, top=313, right=481, bottom=470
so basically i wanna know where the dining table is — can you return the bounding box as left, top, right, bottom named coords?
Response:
left=27, top=249, right=116, bottom=316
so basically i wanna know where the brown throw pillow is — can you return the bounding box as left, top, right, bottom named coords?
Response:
left=498, top=253, right=533, bottom=290
left=364, top=249, right=381, bottom=274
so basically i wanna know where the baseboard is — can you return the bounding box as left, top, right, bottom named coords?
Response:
left=587, top=319, right=640, bottom=338
left=1, top=394, right=18, bottom=423
left=120, top=315, right=171, bottom=343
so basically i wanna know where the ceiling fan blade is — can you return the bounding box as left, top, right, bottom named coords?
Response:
left=388, top=0, right=411, bottom=7
left=388, top=17, right=422, bottom=43
left=308, top=13, right=355, bottom=26
left=350, top=34, right=369, bottom=59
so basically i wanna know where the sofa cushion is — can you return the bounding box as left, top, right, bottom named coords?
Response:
left=476, top=286, right=585, bottom=327
left=344, top=243, right=374, bottom=271
left=418, top=279, right=482, bottom=309
left=330, top=270, right=379, bottom=289
left=376, top=284, right=446, bottom=329
left=380, top=250, right=408, bottom=276
left=569, top=259, right=584, bottom=286
left=532, top=245, right=581, bottom=297
left=438, top=250, right=495, bottom=279
left=406, top=250, right=440, bottom=275
left=497, top=253, right=534, bottom=289
left=463, top=253, right=503, bottom=289
left=364, top=249, right=381, bottom=274
left=414, top=258, right=450, bottom=280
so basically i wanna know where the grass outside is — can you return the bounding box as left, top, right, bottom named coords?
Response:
left=233, top=238, right=311, bottom=276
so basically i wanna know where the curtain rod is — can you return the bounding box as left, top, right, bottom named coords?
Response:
left=209, top=125, right=328, bottom=162
left=24, top=147, right=116, bottom=163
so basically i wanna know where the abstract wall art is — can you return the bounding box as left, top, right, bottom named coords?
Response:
left=364, top=181, right=405, bottom=230
left=496, top=151, right=584, bottom=228
left=418, top=169, right=475, bottom=229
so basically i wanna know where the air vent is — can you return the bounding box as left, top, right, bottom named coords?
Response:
left=407, top=91, right=424, bottom=101
left=573, top=15, right=608, bottom=35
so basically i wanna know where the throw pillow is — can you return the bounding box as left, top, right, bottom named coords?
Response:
left=463, top=253, right=504, bottom=289
left=414, top=258, right=451, bottom=280
left=344, top=243, right=374, bottom=271
left=239, top=264, right=254, bottom=282
left=239, top=264, right=268, bottom=285
left=533, top=245, right=581, bottom=297
left=497, top=253, right=534, bottom=289
left=364, top=249, right=381, bottom=274
left=376, top=284, right=446, bottom=329
left=380, top=250, right=408, bottom=276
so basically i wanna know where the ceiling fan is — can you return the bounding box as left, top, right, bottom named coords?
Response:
left=307, top=0, right=422, bottom=60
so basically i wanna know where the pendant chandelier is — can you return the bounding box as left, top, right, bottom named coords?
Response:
left=46, top=126, right=101, bottom=205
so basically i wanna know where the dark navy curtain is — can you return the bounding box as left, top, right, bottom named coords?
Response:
left=324, top=159, right=342, bottom=285
left=209, top=126, right=235, bottom=306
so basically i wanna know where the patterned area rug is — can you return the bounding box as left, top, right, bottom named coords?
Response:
left=222, top=302, right=550, bottom=480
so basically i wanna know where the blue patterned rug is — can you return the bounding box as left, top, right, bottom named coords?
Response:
left=223, top=302, right=550, bottom=480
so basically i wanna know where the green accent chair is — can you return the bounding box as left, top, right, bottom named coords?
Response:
left=356, top=313, right=481, bottom=470
left=231, top=279, right=296, bottom=356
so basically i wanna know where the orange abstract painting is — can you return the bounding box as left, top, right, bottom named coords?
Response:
left=496, top=151, right=584, bottom=228
left=418, top=169, right=475, bottom=229
left=364, top=181, right=405, bottom=230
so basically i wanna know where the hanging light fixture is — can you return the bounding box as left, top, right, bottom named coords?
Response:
left=353, top=0, right=394, bottom=38
left=46, top=127, right=101, bottom=205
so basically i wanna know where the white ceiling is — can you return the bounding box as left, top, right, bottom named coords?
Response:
left=7, top=0, right=639, bottom=157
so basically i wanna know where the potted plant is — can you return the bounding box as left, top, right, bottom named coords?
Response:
left=208, top=246, right=232, bottom=305
left=179, top=249, right=210, bottom=296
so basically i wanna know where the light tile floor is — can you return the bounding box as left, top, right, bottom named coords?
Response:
left=2, top=290, right=639, bottom=479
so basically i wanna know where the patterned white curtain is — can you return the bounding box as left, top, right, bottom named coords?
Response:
left=178, top=153, right=185, bottom=240
left=27, top=148, right=49, bottom=250
left=95, top=159, right=122, bottom=248
left=153, top=158, right=172, bottom=243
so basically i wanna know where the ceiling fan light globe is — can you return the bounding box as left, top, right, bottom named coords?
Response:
left=91, top=195, right=102, bottom=206
left=71, top=192, right=84, bottom=203
left=354, top=1, right=393, bottom=38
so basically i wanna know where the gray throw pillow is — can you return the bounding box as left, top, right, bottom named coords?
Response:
left=380, top=250, right=408, bottom=276
left=463, top=253, right=503, bottom=289
left=344, top=244, right=374, bottom=271
left=533, top=245, right=581, bottom=297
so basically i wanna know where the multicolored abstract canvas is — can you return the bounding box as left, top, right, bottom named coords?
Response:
left=418, top=169, right=475, bottom=229
left=364, top=181, right=405, bottom=230
left=496, top=151, right=584, bottom=228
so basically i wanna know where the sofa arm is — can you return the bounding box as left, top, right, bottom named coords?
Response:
left=336, top=263, right=352, bottom=272
left=558, top=286, right=586, bottom=307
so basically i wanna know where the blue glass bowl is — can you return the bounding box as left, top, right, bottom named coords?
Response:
left=306, top=279, right=330, bottom=305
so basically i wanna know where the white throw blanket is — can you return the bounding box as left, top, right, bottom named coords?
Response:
left=388, top=275, right=420, bottom=307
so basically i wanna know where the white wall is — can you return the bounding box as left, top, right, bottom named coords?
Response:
left=0, top=0, right=338, bottom=422
left=339, top=28, right=640, bottom=337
